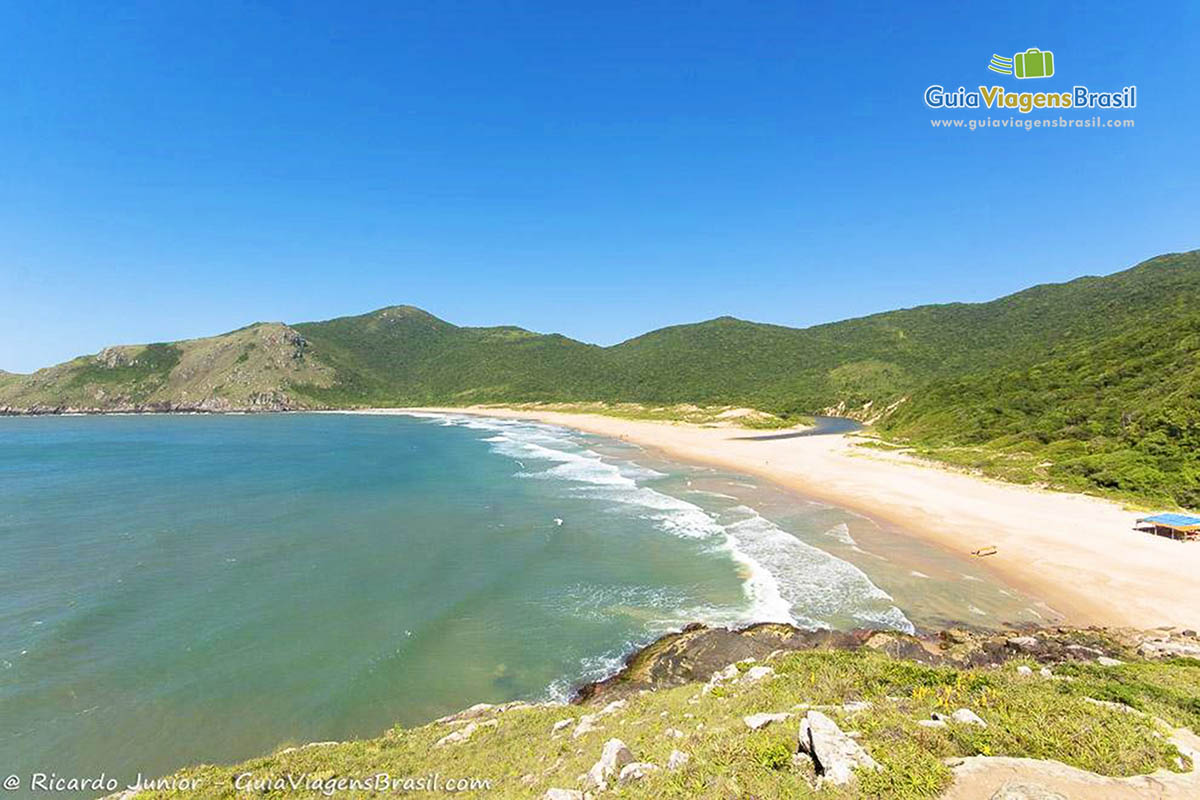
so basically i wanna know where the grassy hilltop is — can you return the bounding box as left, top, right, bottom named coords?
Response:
left=125, top=626, right=1200, bottom=800
left=3, top=250, right=1198, bottom=507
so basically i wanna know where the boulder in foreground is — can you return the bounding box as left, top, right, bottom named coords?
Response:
left=798, top=710, right=880, bottom=786
left=582, top=738, right=633, bottom=790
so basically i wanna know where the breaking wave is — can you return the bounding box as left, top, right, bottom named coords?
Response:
left=822, top=522, right=856, bottom=547
left=407, top=412, right=913, bottom=635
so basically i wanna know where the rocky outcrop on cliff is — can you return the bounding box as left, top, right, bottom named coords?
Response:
left=93, top=621, right=1200, bottom=800
left=0, top=323, right=335, bottom=414
left=573, top=621, right=1198, bottom=704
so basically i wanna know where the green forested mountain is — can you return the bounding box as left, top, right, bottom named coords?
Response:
left=290, top=306, right=609, bottom=406
left=2, top=250, right=1197, bottom=505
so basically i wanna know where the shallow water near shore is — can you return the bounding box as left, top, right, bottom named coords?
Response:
left=0, top=413, right=1044, bottom=788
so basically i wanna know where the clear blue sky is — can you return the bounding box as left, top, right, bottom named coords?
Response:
left=2, top=1, right=1197, bottom=372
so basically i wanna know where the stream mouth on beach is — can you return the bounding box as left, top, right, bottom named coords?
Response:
left=733, top=414, right=864, bottom=439
left=0, top=412, right=1047, bottom=789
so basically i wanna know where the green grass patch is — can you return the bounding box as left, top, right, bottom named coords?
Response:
left=130, top=648, right=1194, bottom=800
left=501, top=402, right=810, bottom=430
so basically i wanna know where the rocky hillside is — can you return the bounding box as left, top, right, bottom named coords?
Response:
left=0, top=323, right=334, bottom=414
left=4, top=250, right=1198, bottom=506
left=119, top=624, right=1200, bottom=799
left=7, top=251, right=1196, bottom=418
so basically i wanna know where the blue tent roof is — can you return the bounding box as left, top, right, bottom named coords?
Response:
left=1137, top=513, right=1200, bottom=528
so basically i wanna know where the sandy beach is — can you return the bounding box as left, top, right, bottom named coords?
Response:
left=385, top=407, right=1200, bottom=630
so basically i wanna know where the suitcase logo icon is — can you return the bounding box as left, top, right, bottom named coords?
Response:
left=988, top=48, right=1055, bottom=79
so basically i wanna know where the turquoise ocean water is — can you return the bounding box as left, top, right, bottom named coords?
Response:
left=0, top=413, right=1039, bottom=789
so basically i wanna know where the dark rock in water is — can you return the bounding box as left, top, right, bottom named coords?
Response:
left=572, top=622, right=1193, bottom=705
left=572, top=623, right=876, bottom=703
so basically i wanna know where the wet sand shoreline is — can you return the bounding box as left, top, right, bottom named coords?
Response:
left=381, top=406, right=1200, bottom=630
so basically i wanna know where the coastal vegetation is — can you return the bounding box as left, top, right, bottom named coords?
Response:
left=128, top=625, right=1200, bottom=799
left=494, top=402, right=807, bottom=430
left=2, top=250, right=1196, bottom=507
left=876, top=304, right=1200, bottom=508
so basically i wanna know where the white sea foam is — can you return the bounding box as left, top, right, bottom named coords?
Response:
left=545, top=649, right=630, bottom=703
left=595, top=486, right=725, bottom=540
left=614, top=462, right=668, bottom=482
left=413, top=413, right=914, bottom=634
left=821, top=522, right=879, bottom=558
left=529, top=459, right=637, bottom=488
left=822, top=522, right=857, bottom=547
left=687, top=490, right=740, bottom=500
left=720, top=507, right=913, bottom=632
left=549, top=583, right=697, bottom=624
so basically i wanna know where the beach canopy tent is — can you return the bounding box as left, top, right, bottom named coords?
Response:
left=1135, top=513, right=1200, bottom=541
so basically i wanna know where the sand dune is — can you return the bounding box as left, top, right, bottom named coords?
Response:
left=389, top=407, right=1200, bottom=630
